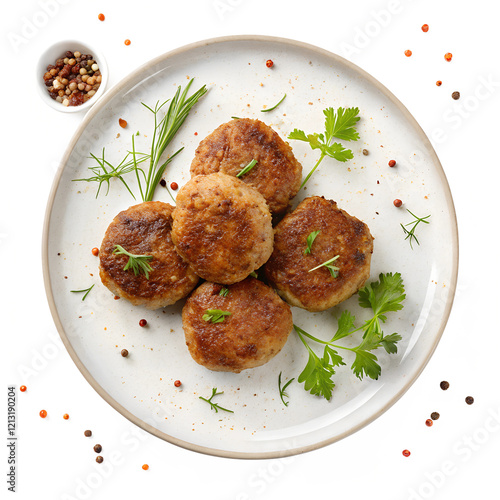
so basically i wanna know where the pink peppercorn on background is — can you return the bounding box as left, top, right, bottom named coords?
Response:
left=2, top=1, right=500, bottom=499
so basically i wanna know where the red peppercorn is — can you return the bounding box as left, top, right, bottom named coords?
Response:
left=444, top=52, right=453, bottom=61
left=142, top=464, right=149, bottom=470
left=119, top=118, right=127, bottom=128
left=139, top=319, right=147, bottom=327
left=436, top=80, right=442, bottom=87
left=170, top=182, right=179, bottom=190
left=20, top=385, right=27, bottom=392
left=39, top=410, right=47, bottom=418
left=124, top=39, right=131, bottom=46
left=393, top=199, right=402, bottom=208
left=402, top=449, right=411, bottom=457
left=388, top=160, right=396, bottom=167
left=91, top=247, right=99, bottom=256
left=404, top=50, right=412, bottom=57
left=98, top=13, right=105, bottom=21
left=63, top=413, right=69, bottom=420
left=174, top=380, right=181, bottom=387
left=266, top=59, right=274, bottom=68
left=425, top=419, right=433, bottom=427
left=421, top=24, right=429, bottom=32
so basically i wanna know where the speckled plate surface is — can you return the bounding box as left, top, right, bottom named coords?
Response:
left=42, top=35, right=458, bottom=459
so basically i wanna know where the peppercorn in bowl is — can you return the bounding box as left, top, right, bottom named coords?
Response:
left=36, top=39, right=108, bottom=113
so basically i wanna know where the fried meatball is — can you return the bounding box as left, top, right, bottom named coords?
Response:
left=99, top=202, right=199, bottom=309
left=171, top=173, right=273, bottom=284
left=264, top=196, right=374, bottom=312
left=182, top=278, right=292, bottom=373
left=190, top=118, right=302, bottom=215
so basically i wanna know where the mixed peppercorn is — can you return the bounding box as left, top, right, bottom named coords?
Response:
left=43, top=50, right=102, bottom=107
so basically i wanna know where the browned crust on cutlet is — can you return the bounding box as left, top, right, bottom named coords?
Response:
left=182, top=278, right=292, bottom=373
left=264, top=196, right=374, bottom=312
left=190, top=118, right=302, bottom=215
left=99, top=202, right=199, bottom=309
left=171, top=173, right=273, bottom=285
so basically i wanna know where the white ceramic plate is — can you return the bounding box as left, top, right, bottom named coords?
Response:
left=43, top=36, right=458, bottom=459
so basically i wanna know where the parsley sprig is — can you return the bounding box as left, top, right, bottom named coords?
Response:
left=112, top=245, right=153, bottom=279
left=75, top=80, right=207, bottom=202
left=401, top=209, right=431, bottom=249
left=295, top=272, right=405, bottom=400
left=199, top=387, right=234, bottom=413
left=202, top=309, right=231, bottom=323
left=288, top=107, right=360, bottom=189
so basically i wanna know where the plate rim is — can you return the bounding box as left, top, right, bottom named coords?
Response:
left=41, top=34, right=459, bottom=460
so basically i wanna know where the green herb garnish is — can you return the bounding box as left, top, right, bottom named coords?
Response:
left=219, top=287, right=229, bottom=297
left=304, top=230, right=321, bottom=255
left=112, top=245, right=153, bottom=279
left=249, top=271, right=258, bottom=278
left=202, top=309, right=231, bottom=323
left=308, top=255, right=340, bottom=277
left=295, top=272, right=405, bottom=400
left=261, top=93, right=286, bottom=112
left=236, top=159, right=258, bottom=178
left=73, top=149, right=148, bottom=199
left=288, top=107, right=360, bottom=189
left=199, top=387, right=234, bottom=413
left=70, top=284, right=95, bottom=301
left=75, top=80, right=207, bottom=202
left=400, top=209, right=431, bottom=249
left=278, top=372, right=295, bottom=407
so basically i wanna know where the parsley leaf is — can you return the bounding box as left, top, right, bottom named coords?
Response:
left=288, top=106, right=360, bottom=188
left=304, top=230, right=320, bottom=255
left=294, top=272, right=405, bottom=400
left=202, top=309, right=231, bottom=323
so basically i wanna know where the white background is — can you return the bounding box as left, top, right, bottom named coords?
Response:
left=2, top=1, right=500, bottom=499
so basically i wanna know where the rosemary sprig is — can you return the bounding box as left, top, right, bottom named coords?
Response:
left=278, top=372, right=295, bottom=407
left=261, top=93, right=287, bottom=112
left=202, top=309, right=231, bottom=323
left=70, top=284, right=94, bottom=301
left=75, top=80, right=207, bottom=202
left=308, top=255, right=340, bottom=277
left=199, top=387, right=234, bottom=413
left=236, top=159, right=258, bottom=178
left=400, top=209, right=431, bottom=249
left=304, top=230, right=321, bottom=255
left=112, top=245, right=153, bottom=279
